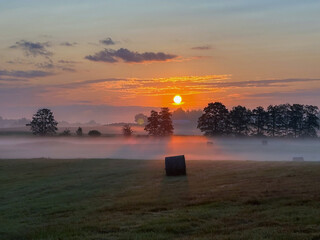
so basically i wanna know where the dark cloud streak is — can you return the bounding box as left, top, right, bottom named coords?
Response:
left=0, top=70, right=55, bottom=78
left=55, top=78, right=125, bottom=89
left=100, top=37, right=115, bottom=45
left=85, top=48, right=177, bottom=63
left=0, top=77, right=28, bottom=82
left=60, top=41, right=77, bottom=47
left=10, top=40, right=52, bottom=57
left=194, top=78, right=320, bottom=88
left=191, top=45, right=212, bottom=50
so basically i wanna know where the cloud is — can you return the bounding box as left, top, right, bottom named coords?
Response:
left=10, top=40, right=52, bottom=57
left=191, top=45, right=212, bottom=50
left=6, top=59, right=31, bottom=65
left=55, top=78, right=125, bottom=89
left=60, top=67, right=76, bottom=72
left=210, top=78, right=320, bottom=88
left=0, top=77, right=27, bottom=82
left=0, top=70, right=54, bottom=78
left=100, top=37, right=115, bottom=45
left=36, top=60, right=76, bottom=72
left=60, top=41, right=77, bottom=47
left=58, top=60, right=79, bottom=64
left=248, top=89, right=320, bottom=98
left=85, top=48, right=177, bottom=63
left=85, top=49, right=117, bottom=63
left=36, top=62, right=55, bottom=69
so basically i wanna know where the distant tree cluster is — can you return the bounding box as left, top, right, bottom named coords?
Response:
left=27, top=108, right=103, bottom=137
left=60, top=129, right=71, bottom=136
left=144, top=108, right=174, bottom=136
left=172, top=108, right=203, bottom=122
left=198, top=102, right=319, bottom=138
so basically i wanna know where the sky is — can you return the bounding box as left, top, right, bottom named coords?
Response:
left=0, top=0, right=320, bottom=122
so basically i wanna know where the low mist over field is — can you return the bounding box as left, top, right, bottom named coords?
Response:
left=1, top=136, right=319, bottom=161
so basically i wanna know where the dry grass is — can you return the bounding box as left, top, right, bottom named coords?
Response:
left=1, top=159, right=320, bottom=239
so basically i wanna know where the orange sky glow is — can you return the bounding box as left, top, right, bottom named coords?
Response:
left=1, top=1, right=320, bottom=121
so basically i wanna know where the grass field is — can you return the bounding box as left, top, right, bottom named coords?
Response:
left=1, top=159, right=320, bottom=240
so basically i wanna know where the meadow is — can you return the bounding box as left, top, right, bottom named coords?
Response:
left=1, top=158, right=320, bottom=239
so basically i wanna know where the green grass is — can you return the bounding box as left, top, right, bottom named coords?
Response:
left=1, top=159, right=320, bottom=239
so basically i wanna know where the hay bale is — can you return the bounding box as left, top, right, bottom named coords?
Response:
left=292, top=157, right=304, bottom=162
left=165, top=155, right=186, bottom=176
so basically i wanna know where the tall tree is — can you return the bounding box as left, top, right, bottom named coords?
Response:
left=251, top=106, right=268, bottom=136
left=229, top=105, right=251, bottom=136
left=158, top=107, right=174, bottom=136
left=277, top=104, right=291, bottom=136
left=197, top=102, right=230, bottom=136
left=266, top=105, right=282, bottom=137
left=302, top=105, right=319, bottom=137
left=144, top=110, right=160, bottom=136
left=27, top=108, right=58, bottom=136
left=289, top=104, right=304, bottom=138
left=144, top=108, right=174, bottom=136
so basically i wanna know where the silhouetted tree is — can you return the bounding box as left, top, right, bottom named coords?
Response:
left=158, top=107, right=174, bottom=136
left=197, top=101, right=319, bottom=138
left=197, top=102, right=230, bottom=136
left=277, top=104, right=291, bottom=136
left=251, top=106, right=268, bottom=136
left=144, top=108, right=174, bottom=136
left=289, top=104, right=304, bottom=138
left=266, top=105, right=282, bottom=137
left=134, top=113, right=148, bottom=126
left=229, top=105, right=251, bottom=136
left=302, top=105, right=319, bottom=137
left=122, top=124, right=133, bottom=136
left=88, top=130, right=101, bottom=137
left=27, top=108, right=58, bottom=136
left=76, top=127, right=83, bottom=136
left=145, top=110, right=160, bottom=136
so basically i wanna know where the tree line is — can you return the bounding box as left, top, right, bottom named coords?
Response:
left=197, top=102, right=319, bottom=138
left=27, top=103, right=319, bottom=138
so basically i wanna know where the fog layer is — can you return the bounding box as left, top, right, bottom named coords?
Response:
left=0, top=136, right=319, bottom=161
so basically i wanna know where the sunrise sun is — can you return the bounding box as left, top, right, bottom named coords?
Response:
left=173, top=95, right=182, bottom=105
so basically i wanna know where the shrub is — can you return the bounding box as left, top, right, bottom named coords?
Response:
left=122, top=124, right=133, bottom=136
left=88, top=130, right=101, bottom=137
left=60, top=129, right=71, bottom=136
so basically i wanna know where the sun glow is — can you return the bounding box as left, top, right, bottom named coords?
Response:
left=173, top=95, right=182, bottom=105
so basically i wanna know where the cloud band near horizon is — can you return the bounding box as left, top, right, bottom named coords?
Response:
left=85, top=48, right=177, bottom=63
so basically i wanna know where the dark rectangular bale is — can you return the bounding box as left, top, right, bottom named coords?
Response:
left=165, top=155, right=186, bottom=176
